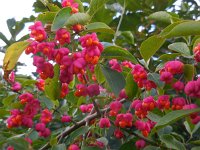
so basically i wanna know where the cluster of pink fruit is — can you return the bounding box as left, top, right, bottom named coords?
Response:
left=5, top=0, right=200, bottom=149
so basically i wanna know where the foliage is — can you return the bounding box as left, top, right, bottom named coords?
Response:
left=1, top=0, right=200, bottom=150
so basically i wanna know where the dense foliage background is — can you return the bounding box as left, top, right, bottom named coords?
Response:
left=1, top=0, right=200, bottom=150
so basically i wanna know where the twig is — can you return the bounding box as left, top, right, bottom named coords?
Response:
left=91, top=98, right=101, bottom=116
left=113, top=1, right=126, bottom=45
left=39, top=99, right=126, bottom=150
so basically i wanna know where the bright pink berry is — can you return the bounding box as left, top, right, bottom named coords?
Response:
left=29, top=21, right=47, bottom=42
left=55, top=28, right=71, bottom=45
left=8, top=71, right=15, bottom=84
left=11, top=82, right=22, bottom=92
left=160, top=71, right=173, bottom=83
left=74, top=84, right=88, bottom=97
left=62, top=0, right=79, bottom=13
left=115, top=113, right=133, bottom=128
left=99, top=118, right=111, bottom=128
left=19, top=92, right=34, bottom=104
left=142, top=96, right=156, bottom=111
left=110, top=101, right=122, bottom=113
left=60, top=83, right=69, bottom=98
left=109, top=59, right=122, bottom=72
left=25, top=41, right=38, bottom=54
left=40, top=109, right=52, bottom=124
left=87, top=84, right=100, bottom=97
left=114, top=129, right=124, bottom=139
left=193, top=43, right=200, bottom=62
left=35, top=123, right=46, bottom=132
left=21, top=117, right=33, bottom=128
left=157, top=95, right=170, bottom=110
left=172, top=97, right=186, bottom=110
left=54, top=48, right=70, bottom=64
left=39, top=128, right=51, bottom=138
left=35, top=79, right=45, bottom=91
left=121, top=61, right=134, bottom=69
left=7, top=146, right=14, bottom=150
left=61, top=115, right=72, bottom=123
left=135, top=139, right=146, bottom=149
left=184, top=79, right=200, bottom=98
left=173, top=81, right=184, bottom=92
left=68, top=144, right=80, bottom=150
left=164, top=60, right=184, bottom=74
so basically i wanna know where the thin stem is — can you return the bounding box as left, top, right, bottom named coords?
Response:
left=92, top=98, right=101, bottom=117
left=40, top=99, right=126, bottom=150
left=113, top=1, right=126, bottom=45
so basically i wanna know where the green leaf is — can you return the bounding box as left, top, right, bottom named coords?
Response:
left=159, top=21, right=184, bottom=37
left=143, top=146, right=161, bottom=150
left=184, top=120, right=193, bottom=136
left=51, top=7, right=71, bottom=31
left=160, top=134, right=186, bottom=150
left=22, top=79, right=37, bottom=87
left=184, top=64, right=195, bottom=81
left=7, top=18, right=16, bottom=37
left=165, top=21, right=200, bottom=38
left=147, top=112, right=161, bottom=122
left=192, top=147, right=200, bottom=150
left=36, top=12, right=56, bottom=24
left=87, top=0, right=109, bottom=17
left=158, top=53, right=181, bottom=62
left=94, top=64, right=106, bottom=84
left=191, top=140, right=200, bottom=146
left=45, top=64, right=61, bottom=101
left=85, top=22, right=114, bottom=34
left=66, top=91, right=78, bottom=105
left=7, top=137, right=29, bottom=150
left=2, top=94, right=17, bottom=107
left=97, top=137, right=108, bottom=146
left=125, top=71, right=138, bottom=99
left=3, top=41, right=30, bottom=71
left=68, top=77, right=75, bottom=89
left=51, top=144, right=66, bottom=150
left=148, top=11, right=172, bottom=24
left=50, top=137, right=57, bottom=146
left=74, top=0, right=84, bottom=12
left=140, top=35, right=165, bottom=62
left=168, top=42, right=191, bottom=56
left=184, top=120, right=200, bottom=136
left=147, top=73, right=164, bottom=88
left=153, top=108, right=200, bottom=132
left=81, top=146, right=102, bottom=150
left=120, top=31, right=134, bottom=45
left=66, top=126, right=89, bottom=145
left=40, top=96, right=54, bottom=109
left=65, top=13, right=90, bottom=27
left=0, top=32, right=10, bottom=45
left=0, top=108, right=9, bottom=118
left=101, top=46, right=138, bottom=64
left=29, top=131, right=38, bottom=141
left=119, top=139, right=137, bottom=150
left=101, top=66, right=126, bottom=96
left=47, top=3, right=60, bottom=12
left=157, top=126, right=173, bottom=137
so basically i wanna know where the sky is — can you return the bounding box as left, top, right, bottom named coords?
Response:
left=0, top=0, right=36, bottom=76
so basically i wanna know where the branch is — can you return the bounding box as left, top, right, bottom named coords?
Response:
left=40, top=99, right=127, bottom=150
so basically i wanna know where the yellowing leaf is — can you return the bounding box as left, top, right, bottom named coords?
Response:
left=3, top=41, right=30, bottom=79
